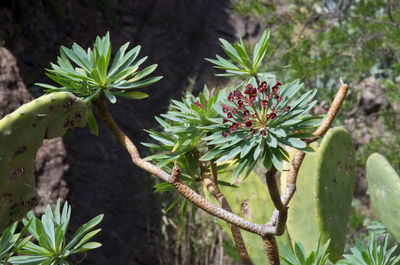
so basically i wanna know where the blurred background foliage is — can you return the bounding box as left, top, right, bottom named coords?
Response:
left=230, top=0, right=400, bottom=172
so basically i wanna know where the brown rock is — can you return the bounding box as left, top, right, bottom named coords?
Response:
left=0, top=47, right=33, bottom=117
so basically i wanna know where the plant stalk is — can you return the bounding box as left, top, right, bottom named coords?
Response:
left=196, top=151, right=252, bottom=264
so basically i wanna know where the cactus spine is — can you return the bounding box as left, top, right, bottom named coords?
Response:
left=367, top=153, right=400, bottom=243
left=0, top=92, right=87, bottom=232
left=281, top=127, right=355, bottom=262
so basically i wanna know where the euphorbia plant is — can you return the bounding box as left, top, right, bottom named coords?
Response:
left=37, top=30, right=349, bottom=264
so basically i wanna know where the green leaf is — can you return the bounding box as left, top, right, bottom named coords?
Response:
left=165, top=195, right=182, bottom=213
left=253, top=29, right=270, bottom=70
left=65, top=214, right=103, bottom=251
left=87, top=108, right=99, bottom=136
left=104, top=89, right=117, bottom=104
left=200, top=148, right=225, bottom=161
left=90, top=68, right=103, bottom=84
left=269, top=127, right=287, bottom=137
left=219, top=38, right=244, bottom=66
left=266, top=133, right=278, bottom=148
left=72, top=229, right=101, bottom=250
left=109, top=42, right=130, bottom=75
left=108, top=45, right=141, bottom=79
left=34, top=83, right=61, bottom=91
left=271, top=148, right=283, bottom=171
left=97, top=55, right=107, bottom=83
left=240, top=140, right=255, bottom=158
left=8, top=255, right=50, bottom=264
left=115, top=76, right=163, bottom=89
left=234, top=42, right=252, bottom=70
left=70, top=242, right=102, bottom=254
left=129, top=64, right=158, bottom=83
left=253, top=143, right=262, bottom=160
left=262, top=146, right=272, bottom=170
left=232, top=159, right=250, bottom=183
left=278, top=137, right=306, bottom=149
left=62, top=46, right=91, bottom=72
left=206, top=55, right=240, bottom=70
left=112, top=91, right=149, bottom=99
left=216, top=145, right=242, bottom=162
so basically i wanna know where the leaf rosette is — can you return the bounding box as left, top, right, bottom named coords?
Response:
left=143, top=87, right=233, bottom=212
left=36, top=32, right=162, bottom=134
left=203, top=29, right=325, bottom=182
left=200, top=76, right=324, bottom=181
left=8, top=200, right=103, bottom=265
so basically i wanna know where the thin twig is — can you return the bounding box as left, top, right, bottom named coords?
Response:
left=265, top=166, right=285, bottom=212
left=195, top=151, right=251, bottom=265
left=262, top=235, right=280, bottom=265
left=282, top=82, right=349, bottom=207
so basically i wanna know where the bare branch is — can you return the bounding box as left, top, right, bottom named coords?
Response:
left=265, top=166, right=285, bottom=212
left=262, top=235, right=280, bottom=265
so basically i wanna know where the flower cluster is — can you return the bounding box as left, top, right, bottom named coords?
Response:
left=221, top=81, right=291, bottom=137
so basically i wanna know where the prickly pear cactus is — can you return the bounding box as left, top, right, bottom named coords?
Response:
left=367, top=153, right=400, bottom=243
left=205, top=168, right=291, bottom=265
left=281, top=127, right=355, bottom=262
left=0, top=92, right=87, bottom=232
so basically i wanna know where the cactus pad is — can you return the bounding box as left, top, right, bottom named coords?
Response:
left=282, top=127, right=355, bottom=262
left=0, top=92, right=87, bottom=232
left=205, top=167, right=291, bottom=265
left=367, top=153, right=400, bottom=243
left=281, top=143, right=320, bottom=254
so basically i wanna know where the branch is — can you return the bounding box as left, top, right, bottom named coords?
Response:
left=262, top=235, right=280, bottom=265
left=307, top=81, right=349, bottom=142
left=282, top=81, right=349, bottom=207
left=265, top=166, right=285, bottom=212
left=195, top=152, right=251, bottom=265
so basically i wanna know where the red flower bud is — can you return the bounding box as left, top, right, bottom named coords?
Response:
left=233, top=90, right=244, bottom=99
left=229, top=123, right=239, bottom=132
left=276, top=96, right=282, bottom=102
left=285, top=106, right=291, bottom=111
left=261, top=100, right=269, bottom=107
left=227, top=112, right=233, bottom=119
left=238, top=100, right=245, bottom=109
left=244, top=84, right=253, bottom=94
left=245, top=120, right=252, bottom=127
left=222, top=117, right=229, bottom=123
left=222, top=104, right=230, bottom=113
left=228, top=92, right=234, bottom=102
left=244, top=109, right=250, bottom=116
left=222, top=131, right=229, bottom=138
left=262, top=81, right=268, bottom=89
left=270, top=112, right=277, bottom=120
left=260, top=130, right=267, bottom=136
left=195, top=100, right=202, bottom=108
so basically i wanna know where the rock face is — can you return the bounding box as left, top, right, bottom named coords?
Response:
left=358, top=77, right=386, bottom=115
left=0, top=47, right=69, bottom=214
left=0, top=47, right=33, bottom=117
left=1, top=1, right=236, bottom=264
